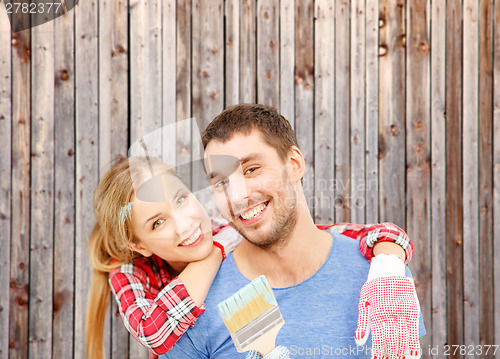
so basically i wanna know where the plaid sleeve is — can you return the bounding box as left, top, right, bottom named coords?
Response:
left=317, top=222, right=414, bottom=263
left=109, top=264, right=205, bottom=355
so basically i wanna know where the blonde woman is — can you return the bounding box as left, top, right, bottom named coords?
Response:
left=86, top=157, right=414, bottom=359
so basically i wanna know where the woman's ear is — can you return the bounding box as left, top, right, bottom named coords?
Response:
left=128, top=242, right=153, bottom=257
left=287, top=146, right=306, bottom=183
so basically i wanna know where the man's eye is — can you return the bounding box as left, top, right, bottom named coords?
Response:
left=153, top=219, right=165, bottom=229
left=176, top=195, right=187, bottom=207
left=244, top=167, right=258, bottom=175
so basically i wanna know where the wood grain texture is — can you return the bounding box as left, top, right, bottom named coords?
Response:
left=334, top=0, right=350, bottom=223
left=406, top=0, right=431, bottom=354
left=294, top=0, right=314, bottom=214
left=430, top=0, right=447, bottom=351
left=493, top=0, right=500, bottom=348
left=257, top=0, right=279, bottom=107
left=53, top=8, right=76, bottom=358
left=176, top=0, right=193, bottom=188
left=313, top=0, right=334, bottom=224
left=75, top=0, right=99, bottom=357
left=350, top=0, right=366, bottom=224
left=0, top=13, right=12, bottom=359
left=477, top=0, right=494, bottom=353
left=240, top=0, right=256, bottom=103
left=10, top=23, right=31, bottom=359
left=446, top=0, right=465, bottom=353
left=30, top=20, right=55, bottom=359
left=98, top=0, right=130, bottom=356
left=279, top=0, right=294, bottom=127
left=378, top=0, right=406, bottom=228
left=162, top=0, right=177, bottom=167
left=463, top=0, right=480, bottom=353
left=225, top=0, right=240, bottom=107
left=192, top=0, right=224, bottom=216
left=365, top=0, right=379, bottom=223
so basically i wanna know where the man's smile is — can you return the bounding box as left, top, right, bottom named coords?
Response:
left=237, top=201, right=269, bottom=225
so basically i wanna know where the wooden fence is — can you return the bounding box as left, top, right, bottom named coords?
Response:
left=0, top=0, right=499, bottom=358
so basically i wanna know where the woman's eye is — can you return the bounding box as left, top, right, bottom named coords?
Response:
left=152, top=219, right=165, bottom=230
left=215, top=179, right=228, bottom=188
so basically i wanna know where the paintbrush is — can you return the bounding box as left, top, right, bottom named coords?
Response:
left=218, top=275, right=285, bottom=355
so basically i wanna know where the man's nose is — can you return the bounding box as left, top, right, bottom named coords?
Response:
left=224, top=173, right=249, bottom=215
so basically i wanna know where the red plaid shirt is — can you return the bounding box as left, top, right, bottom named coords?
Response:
left=109, top=221, right=413, bottom=358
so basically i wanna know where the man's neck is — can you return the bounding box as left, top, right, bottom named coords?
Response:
left=232, top=205, right=332, bottom=288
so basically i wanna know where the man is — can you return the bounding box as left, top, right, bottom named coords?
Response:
left=162, top=104, right=425, bottom=359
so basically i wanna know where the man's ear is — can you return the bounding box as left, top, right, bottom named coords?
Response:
left=287, top=146, right=306, bottom=182
left=128, top=242, right=153, bottom=257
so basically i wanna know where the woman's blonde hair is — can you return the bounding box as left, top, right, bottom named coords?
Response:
left=85, top=157, right=171, bottom=359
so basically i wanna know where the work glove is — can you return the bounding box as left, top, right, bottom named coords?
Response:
left=245, top=346, right=290, bottom=359
left=355, top=254, right=421, bottom=359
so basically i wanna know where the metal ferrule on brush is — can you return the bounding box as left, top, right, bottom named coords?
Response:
left=230, top=305, right=285, bottom=352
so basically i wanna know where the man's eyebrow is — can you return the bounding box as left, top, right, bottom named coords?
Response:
left=240, top=153, right=262, bottom=165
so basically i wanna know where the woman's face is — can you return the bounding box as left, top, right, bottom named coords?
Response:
left=129, top=171, right=213, bottom=272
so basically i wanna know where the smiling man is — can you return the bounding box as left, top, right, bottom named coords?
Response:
left=161, top=104, right=425, bottom=359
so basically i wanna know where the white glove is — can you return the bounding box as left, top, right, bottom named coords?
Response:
left=212, top=225, right=243, bottom=259
left=245, top=346, right=290, bottom=359
left=355, top=254, right=421, bottom=359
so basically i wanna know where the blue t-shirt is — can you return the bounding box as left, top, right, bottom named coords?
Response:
left=161, top=231, right=426, bottom=358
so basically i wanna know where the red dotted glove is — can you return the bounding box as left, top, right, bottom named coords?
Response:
left=355, top=254, right=421, bottom=359
left=245, top=346, right=290, bottom=359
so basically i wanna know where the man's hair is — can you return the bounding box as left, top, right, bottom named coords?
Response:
left=202, top=103, right=299, bottom=161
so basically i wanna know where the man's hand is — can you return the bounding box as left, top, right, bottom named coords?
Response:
left=355, top=254, right=421, bottom=359
left=245, top=346, right=290, bottom=359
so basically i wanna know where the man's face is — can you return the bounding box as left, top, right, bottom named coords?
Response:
left=205, top=129, right=298, bottom=248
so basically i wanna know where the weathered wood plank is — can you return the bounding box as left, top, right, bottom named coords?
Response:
left=9, top=24, right=31, bottom=359
left=30, top=20, right=55, bottom=359
left=364, top=0, right=379, bottom=223
left=225, top=0, right=240, bottom=107
left=53, top=8, right=76, bottom=359
left=462, top=0, right=480, bottom=353
left=99, top=0, right=129, bottom=167
left=279, top=0, right=294, bottom=127
left=162, top=0, right=177, bottom=167
left=430, top=0, right=447, bottom=352
left=75, top=0, right=99, bottom=357
left=313, top=0, right=334, bottom=224
left=130, top=0, right=162, bottom=159
left=492, top=0, right=500, bottom=348
left=446, top=0, right=464, bottom=352
left=478, top=0, right=494, bottom=353
left=378, top=0, right=406, bottom=228
left=257, top=0, right=279, bottom=107
left=350, top=0, right=365, bottom=223
left=334, top=0, right=350, bottom=223
left=406, top=0, right=431, bottom=353
left=176, top=0, right=192, bottom=187
left=0, top=13, right=12, bottom=359
left=98, top=0, right=130, bottom=357
left=191, top=0, right=224, bottom=216
left=128, top=6, right=160, bottom=358
left=240, top=0, right=256, bottom=103
left=294, top=0, right=314, bottom=213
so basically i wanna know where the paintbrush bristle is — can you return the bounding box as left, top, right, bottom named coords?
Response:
left=218, top=275, right=278, bottom=333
